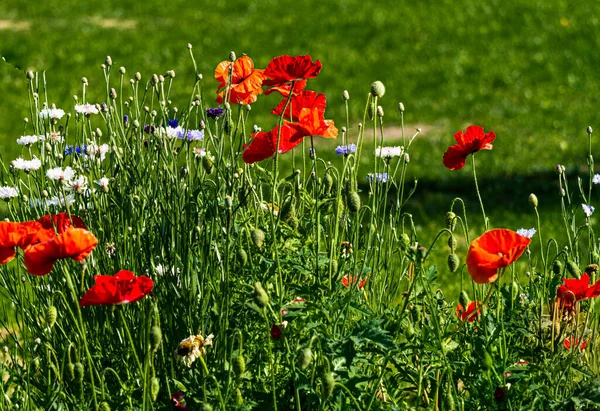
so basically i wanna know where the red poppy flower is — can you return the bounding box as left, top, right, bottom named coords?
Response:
left=79, top=270, right=154, bottom=306
left=466, top=229, right=531, bottom=284
left=214, top=55, right=265, bottom=105
left=34, top=213, right=88, bottom=243
left=341, top=274, right=368, bottom=289
left=263, top=55, right=322, bottom=95
left=456, top=301, right=481, bottom=322
left=264, top=79, right=307, bottom=97
left=272, top=90, right=338, bottom=139
left=24, top=228, right=98, bottom=276
left=563, top=337, right=588, bottom=351
left=270, top=324, right=282, bottom=340
left=242, top=123, right=306, bottom=164
left=171, top=391, right=189, bottom=411
left=0, top=221, right=45, bottom=264
left=557, top=273, right=600, bottom=306
left=443, top=126, right=496, bottom=170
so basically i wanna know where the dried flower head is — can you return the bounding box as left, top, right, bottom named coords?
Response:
left=175, top=333, right=214, bottom=367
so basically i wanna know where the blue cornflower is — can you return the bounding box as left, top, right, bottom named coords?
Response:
left=206, top=107, right=224, bottom=120
left=123, top=115, right=129, bottom=124
left=64, top=145, right=74, bottom=156
left=75, top=145, right=87, bottom=155
left=335, top=144, right=357, bottom=156
left=366, top=172, right=389, bottom=183
left=168, top=119, right=179, bottom=128
left=187, top=130, right=204, bottom=141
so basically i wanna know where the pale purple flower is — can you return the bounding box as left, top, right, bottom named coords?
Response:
left=0, top=186, right=18, bottom=200
left=366, top=172, right=389, bottom=183
left=335, top=144, right=357, bottom=155
left=516, top=228, right=536, bottom=238
left=582, top=203, right=595, bottom=217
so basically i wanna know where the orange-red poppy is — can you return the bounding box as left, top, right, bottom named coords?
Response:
left=456, top=301, right=481, bottom=322
left=24, top=228, right=98, bottom=276
left=443, top=126, right=496, bottom=170
left=341, top=274, right=368, bottom=289
left=263, top=55, right=322, bottom=96
left=242, top=123, right=306, bottom=164
left=34, top=212, right=88, bottom=243
left=557, top=273, right=600, bottom=307
left=272, top=90, right=338, bottom=139
left=79, top=270, right=153, bottom=306
left=466, top=229, right=531, bottom=284
left=563, top=336, right=588, bottom=351
left=264, top=79, right=307, bottom=97
left=214, top=55, right=265, bottom=105
left=0, top=221, right=43, bottom=264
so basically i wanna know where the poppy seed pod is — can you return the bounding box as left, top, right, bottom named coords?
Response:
left=45, top=306, right=57, bottom=329
left=236, top=248, right=248, bottom=267
left=321, top=371, right=335, bottom=399
left=142, top=377, right=157, bottom=403
left=298, top=347, right=313, bottom=371
left=233, top=355, right=246, bottom=380
left=552, top=259, right=563, bottom=275
left=370, top=81, right=386, bottom=98
left=347, top=191, right=361, bottom=213
left=367, top=102, right=375, bottom=120
left=150, top=325, right=162, bottom=352
left=253, top=282, right=269, bottom=308
left=250, top=228, right=264, bottom=248
left=566, top=260, right=580, bottom=277
left=445, top=211, right=457, bottom=231
left=448, top=253, right=460, bottom=272
left=528, top=193, right=538, bottom=208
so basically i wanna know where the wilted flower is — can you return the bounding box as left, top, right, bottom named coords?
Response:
left=75, top=104, right=99, bottom=115
left=376, top=146, right=404, bottom=158
left=0, top=187, right=18, bottom=200
left=516, top=228, right=536, bottom=238
left=175, top=333, right=214, bottom=367
left=39, top=107, right=65, bottom=120
left=582, top=204, right=595, bottom=217
left=12, top=157, right=42, bottom=172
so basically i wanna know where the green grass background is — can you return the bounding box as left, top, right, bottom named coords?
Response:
left=1, top=0, right=599, bottom=294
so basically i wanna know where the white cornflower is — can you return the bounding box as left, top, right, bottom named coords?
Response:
left=155, top=264, right=165, bottom=276
left=66, top=175, right=88, bottom=193
left=74, top=104, right=99, bottom=115
left=43, top=132, right=63, bottom=143
left=593, top=174, right=600, bottom=185
left=174, top=333, right=214, bottom=367
left=582, top=204, right=595, bottom=217
left=16, top=135, right=40, bottom=146
left=96, top=177, right=110, bottom=191
left=12, top=157, right=41, bottom=172
left=39, top=107, right=65, bottom=120
left=375, top=146, right=404, bottom=158
left=166, top=125, right=183, bottom=139
left=46, top=167, right=75, bottom=182
left=194, top=147, right=207, bottom=158
left=516, top=228, right=536, bottom=238
left=0, top=186, right=18, bottom=200
left=87, top=143, right=110, bottom=161
left=46, top=194, right=75, bottom=207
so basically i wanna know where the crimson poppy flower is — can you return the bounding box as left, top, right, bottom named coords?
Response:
left=79, top=270, right=154, bottom=306
left=563, top=337, right=588, bottom=351
left=34, top=212, right=88, bottom=243
left=466, top=229, right=531, bottom=284
left=264, top=79, right=307, bottom=97
left=214, top=55, right=265, bottom=105
left=0, top=221, right=45, bottom=264
left=443, top=125, right=496, bottom=170
left=270, top=324, right=282, bottom=340
left=171, top=391, right=189, bottom=411
left=242, top=123, right=306, bottom=164
left=341, top=274, right=368, bottom=289
left=557, top=273, right=600, bottom=306
left=263, top=55, right=322, bottom=95
left=24, top=228, right=98, bottom=276
left=456, top=301, right=481, bottom=322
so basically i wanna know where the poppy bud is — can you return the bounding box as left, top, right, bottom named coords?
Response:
left=552, top=260, right=563, bottom=275
left=297, top=347, right=313, bottom=371
left=65, top=362, right=75, bottom=382
left=443, top=385, right=456, bottom=410
left=99, top=402, right=111, bottom=411
left=45, top=306, right=57, bottom=329
left=445, top=211, right=457, bottom=231
left=342, top=90, right=350, bottom=101
left=202, top=404, right=213, bottom=411
left=482, top=352, right=493, bottom=370
left=494, top=386, right=505, bottom=402
left=253, top=282, right=269, bottom=308
left=447, top=253, right=460, bottom=273
left=593, top=251, right=600, bottom=264
left=347, top=191, right=361, bottom=213
left=202, top=155, right=214, bottom=174
left=370, top=81, right=386, bottom=98
left=236, top=248, right=248, bottom=267
left=74, top=362, right=85, bottom=383
left=528, top=193, right=538, bottom=208
left=458, top=291, right=470, bottom=309
left=367, top=102, right=375, bottom=120
left=270, top=324, right=282, bottom=340
left=235, top=388, right=244, bottom=405
left=150, top=325, right=162, bottom=352
left=566, top=260, right=580, bottom=277
left=448, top=235, right=457, bottom=251
left=321, top=371, right=335, bottom=399
left=150, top=377, right=160, bottom=401
left=233, top=355, right=245, bottom=380
left=323, top=173, right=333, bottom=194
left=331, top=259, right=338, bottom=275
left=587, top=126, right=593, bottom=135
left=250, top=228, right=264, bottom=248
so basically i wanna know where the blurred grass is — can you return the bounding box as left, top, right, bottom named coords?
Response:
left=1, top=0, right=599, bottom=295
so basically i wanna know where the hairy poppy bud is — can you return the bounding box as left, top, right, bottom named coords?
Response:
left=236, top=248, right=248, bottom=267
left=528, top=193, right=538, bottom=208
left=150, top=326, right=162, bottom=352
left=323, top=173, right=333, bottom=194
left=297, top=347, right=313, bottom=371
left=370, top=81, right=386, bottom=98
left=593, top=251, right=600, bottom=264
left=250, top=228, right=264, bottom=248
left=321, top=371, right=335, bottom=399
left=65, top=362, right=75, bottom=382
left=566, top=260, right=580, bottom=277
left=347, top=191, right=361, bottom=213
left=45, top=306, right=57, bottom=329
left=150, top=377, right=160, bottom=401
left=448, top=253, right=460, bottom=273
left=253, top=282, right=269, bottom=308
left=443, top=384, right=456, bottom=410
left=202, top=404, right=213, bottom=411
left=482, top=352, right=493, bottom=370
left=552, top=260, right=563, bottom=275
left=99, top=401, right=111, bottom=411
left=342, top=90, right=350, bottom=101
left=202, top=155, right=214, bottom=174
left=367, top=102, right=375, bottom=120
left=235, top=388, right=244, bottom=405
left=459, top=291, right=470, bottom=309
left=233, top=355, right=245, bottom=380
left=74, top=362, right=85, bottom=383
left=445, top=211, right=457, bottom=231
left=448, top=235, right=457, bottom=251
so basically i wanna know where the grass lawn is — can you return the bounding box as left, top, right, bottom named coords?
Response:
left=1, top=0, right=599, bottom=295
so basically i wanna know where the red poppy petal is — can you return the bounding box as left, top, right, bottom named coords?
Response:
left=0, top=247, right=16, bottom=265
left=443, top=145, right=468, bottom=171
left=242, top=131, right=276, bottom=164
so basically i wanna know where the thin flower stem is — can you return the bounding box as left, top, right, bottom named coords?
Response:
left=471, top=154, right=488, bottom=230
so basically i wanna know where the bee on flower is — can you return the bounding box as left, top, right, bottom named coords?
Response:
left=175, top=333, right=214, bottom=367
